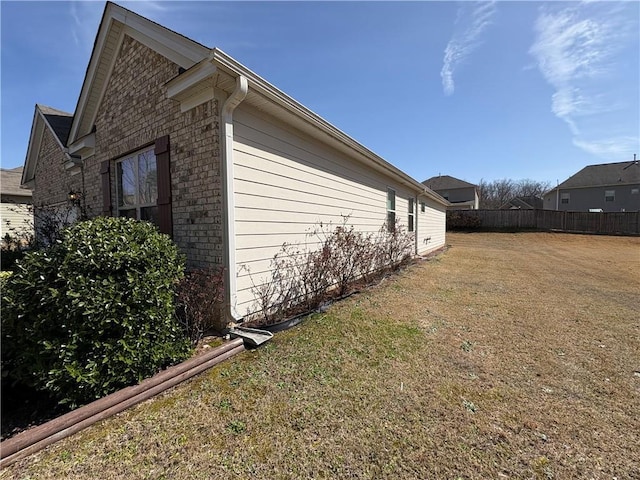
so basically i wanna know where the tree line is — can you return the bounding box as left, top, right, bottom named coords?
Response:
left=477, top=178, right=552, bottom=209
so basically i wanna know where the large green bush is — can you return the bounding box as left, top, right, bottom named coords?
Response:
left=1, top=217, right=190, bottom=406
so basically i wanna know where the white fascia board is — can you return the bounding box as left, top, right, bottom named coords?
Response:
left=67, top=16, right=114, bottom=146
left=122, top=22, right=207, bottom=69
left=22, top=108, right=44, bottom=186
left=420, top=188, right=450, bottom=207
left=166, top=59, right=219, bottom=112
left=68, top=2, right=209, bottom=145
left=68, top=132, right=95, bottom=159
left=210, top=49, right=445, bottom=204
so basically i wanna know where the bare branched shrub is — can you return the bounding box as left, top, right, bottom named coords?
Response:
left=312, top=219, right=375, bottom=296
left=33, top=203, right=82, bottom=247
left=176, top=267, right=225, bottom=344
left=246, top=217, right=415, bottom=326
left=375, top=219, right=414, bottom=272
left=281, top=242, right=330, bottom=311
left=244, top=251, right=298, bottom=325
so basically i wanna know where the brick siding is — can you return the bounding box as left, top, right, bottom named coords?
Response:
left=42, top=35, right=223, bottom=267
left=32, top=127, right=81, bottom=208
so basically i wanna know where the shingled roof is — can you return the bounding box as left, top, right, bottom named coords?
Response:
left=422, top=175, right=477, bottom=190
left=558, top=160, right=640, bottom=189
left=38, top=104, right=73, bottom=146
left=1, top=167, right=31, bottom=197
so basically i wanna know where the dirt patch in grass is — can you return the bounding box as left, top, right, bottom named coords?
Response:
left=3, top=232, right=639, bottom=479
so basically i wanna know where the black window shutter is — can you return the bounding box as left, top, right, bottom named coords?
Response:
left=154, top=135, right=172, bottom=236
left=100, top=160, right=112, bottom=216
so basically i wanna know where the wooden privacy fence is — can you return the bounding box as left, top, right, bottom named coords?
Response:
left=447, top=210, right=640, bottom=235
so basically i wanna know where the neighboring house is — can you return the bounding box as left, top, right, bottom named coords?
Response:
left=422, top=175, right=479, bottom=210
left=543, top=159, right=640, bottom=212
left=1, top=167, right=33, bottom=240
left=500, top=196, right=543, bottom=210
left=22, top=2, right=448, bottom=322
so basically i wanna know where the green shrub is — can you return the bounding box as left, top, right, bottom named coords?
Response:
left=447, top=211, right=482, bottom=230
left=1, top=217, right=190, bottom=406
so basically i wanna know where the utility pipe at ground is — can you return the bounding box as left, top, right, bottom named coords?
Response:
left=0, top=338, right=245, bottom=468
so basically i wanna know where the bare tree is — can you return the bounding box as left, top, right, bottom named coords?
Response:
left=478, top=178, right=551, bottom=209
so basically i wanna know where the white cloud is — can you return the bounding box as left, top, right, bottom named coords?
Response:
left=573, top=137, right=639, bottom=159
left=69, top=1, right=103, bottom=50
left=530, top=2, right=639, bottom=160
left=441, top=1, right=497, bottom=96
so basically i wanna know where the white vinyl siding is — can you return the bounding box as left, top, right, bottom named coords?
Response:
left=416, top=195, right=446, bottom=254
left=232, top=106, right=414, bottom=315
left=0, top=202, right=32, bottom=239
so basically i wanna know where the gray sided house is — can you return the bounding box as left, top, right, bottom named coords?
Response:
left=422, top=175, right=479, bottom=210
left=21, top=2, right=448, bottom=323
left=543, top=160, right=640, bottom=212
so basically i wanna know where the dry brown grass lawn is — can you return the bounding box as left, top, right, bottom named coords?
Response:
left=3, top=232, right=639, bottom=479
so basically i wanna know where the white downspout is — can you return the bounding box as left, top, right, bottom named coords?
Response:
left=221, top=75, right=248, bottom=324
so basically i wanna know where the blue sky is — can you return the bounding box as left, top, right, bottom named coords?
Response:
left=1, top=1, right=638, bottom=186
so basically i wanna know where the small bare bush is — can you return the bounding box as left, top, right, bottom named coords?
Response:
left=247, top=217, right=415, bottom=325
left=375, top=219, right=414, bottom=271
left=176, top=267, right=225, bottom=343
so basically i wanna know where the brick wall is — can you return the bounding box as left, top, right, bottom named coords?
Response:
left=81, top=35, right=223, bottom=267
left=32, top=127, right=81, bottom=208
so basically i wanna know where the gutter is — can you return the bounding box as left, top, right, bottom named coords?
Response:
left=219, top=74, right=273, bottom=345
left=220, top=75, right=248, bottom=324
left=210, top=49, right=448, bottom=208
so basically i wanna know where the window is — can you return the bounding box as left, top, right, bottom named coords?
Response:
left=561, top=192, right=570, bottom=204
left=408, top=198, right=415, bottom=232
left=605, top=190, right=615, bottom=202
left=420, top=201, right=426, bottom=213
left=117, top=146, right=158, bottom=225
left=386, top=188, right=396, bottom=231
left=631, top=188, right=638, bottom=195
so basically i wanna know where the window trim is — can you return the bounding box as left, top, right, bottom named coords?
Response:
left=386, top=187, right=396, bottom=231
left=115, top=145, right=158, bottom=222
left=605, top=190, right=615, bottom=202
left=408, top=197, right=415, bottom=232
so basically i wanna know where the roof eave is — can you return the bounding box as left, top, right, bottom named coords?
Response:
left=67, top=2, right=210, bottom=145
left=210, top=49, right=447, bottom=205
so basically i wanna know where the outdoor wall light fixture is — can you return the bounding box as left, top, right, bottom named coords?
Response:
left=68, top=190, right=82, bottom=205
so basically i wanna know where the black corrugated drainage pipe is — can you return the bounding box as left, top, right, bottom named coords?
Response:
left=0, top=338, right=245, bottom=468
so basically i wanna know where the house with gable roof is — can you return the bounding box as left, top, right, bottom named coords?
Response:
left=543, top=159, right=640, bottom=212
left=21, top=2, right=448, bottom=322
left=422, top=175, right=479, bottom=210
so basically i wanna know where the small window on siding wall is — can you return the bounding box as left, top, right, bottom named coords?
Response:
left=605, top=190, right=615, bottom=202
left=386, top=188, right=396, bottom=231
left=408, top=198, right=415, bottom=232
left=420, top=201, right=426, bottom=213
left=632, top=188, right=639, bottom=195
left=117, top=146, right=158, bottom=225
left=561, top=192, right=570, bottom=204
